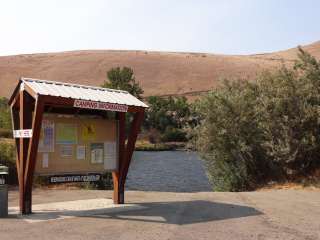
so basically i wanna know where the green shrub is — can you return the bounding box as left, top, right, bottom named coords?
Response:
left=196, top=48, right=320, bottom=191
left=0, top=141, right=15, bottom=164
left=34, top=176, right=50, bottom=186
left=161, top=126, right=187, bottom=142
left=84, top=172, right=113, bottom=190
left=0, top=97, right=11, bottom=130
left=0, top=141, right=17, bottom=184
left=0, top=129, right=13, bottom=138
left=196, top=80, right=269, bottom=191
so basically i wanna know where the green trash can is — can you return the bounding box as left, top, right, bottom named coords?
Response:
left=0, top=165, right=8, bottom=217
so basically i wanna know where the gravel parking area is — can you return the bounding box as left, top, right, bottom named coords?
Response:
left=1, top=189, right=319, bottom=240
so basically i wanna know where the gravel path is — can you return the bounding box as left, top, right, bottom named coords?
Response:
left=126, top=151, right=212, bottom=192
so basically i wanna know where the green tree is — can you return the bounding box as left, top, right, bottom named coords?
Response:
left=102, top=66, right=144, bottom=99
left=143, top=96, right=191, bottom=142
left=0, top=97, right=11, bottom=129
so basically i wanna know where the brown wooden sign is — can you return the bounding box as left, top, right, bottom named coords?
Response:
left=74, top=99, right=128, bottom=112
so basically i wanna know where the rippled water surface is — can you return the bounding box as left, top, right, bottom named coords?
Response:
left=126, top=151, right=212, bottom=192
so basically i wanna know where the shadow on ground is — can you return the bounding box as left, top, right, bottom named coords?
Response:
left=15, top=200, right=263, bottom=225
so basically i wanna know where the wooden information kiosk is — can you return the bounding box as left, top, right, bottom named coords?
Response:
left=8, top=78, right=148, bottom=214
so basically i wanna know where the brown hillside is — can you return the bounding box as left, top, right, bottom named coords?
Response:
left=0, top=41, right=319, bottom=99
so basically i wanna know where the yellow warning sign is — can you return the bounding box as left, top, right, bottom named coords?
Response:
left=81, top=124, right=97, bottom=141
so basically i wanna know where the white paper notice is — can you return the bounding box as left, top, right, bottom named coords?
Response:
left=90, top=143, right=104, bottom=164
left=38, top=120, right=55, bottom=152
left=60, top=145, right=73, bottom=157
left=42, top=153, right=49, bottom=168
left=76, top=146, right=86, bottom=160
left=104, top=142, right=117, bottom=170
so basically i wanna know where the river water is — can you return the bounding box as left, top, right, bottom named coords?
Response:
left=126, top=151, right=212, bottom=192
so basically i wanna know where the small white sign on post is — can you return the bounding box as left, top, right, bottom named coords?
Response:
left=13, top=129, right=33, bottom=138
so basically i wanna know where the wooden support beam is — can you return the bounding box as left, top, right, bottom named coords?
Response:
left=10, top=91, right=20, bottom=109
left=112, top=112, right=126, bottom=204
left=10, top=105, right=21, bottom=187
left=23, top=83, right=37, bottom=99
left=18, top=90, right=33, bottom=214
left=118, top=111, right=144, bottom=203
left=23, top=97, right=44, bottom=214
left=8, top=79, right=22, bottom=106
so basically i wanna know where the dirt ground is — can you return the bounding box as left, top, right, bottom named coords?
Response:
left=0, top=189, right=319, bottom=240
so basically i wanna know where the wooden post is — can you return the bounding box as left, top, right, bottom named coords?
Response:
left=23, top=97, right=44, bottom=214
left=19, top=90, right=33, bottom=214
left=10, top=102, right=21, bottom=190
left=118, top=111, right=144, bottom=204
left=112, top=112, right=126, bottom=204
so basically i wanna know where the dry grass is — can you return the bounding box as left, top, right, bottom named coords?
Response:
left=0, top=41, right=319, bottom=99
left=0, top=138, right=14, bottom=144
left=258, top=169, right=320, bottom=191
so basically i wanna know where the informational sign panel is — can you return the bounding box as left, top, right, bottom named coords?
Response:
left=56, top=123, right=77, bottom=144
left=35, top=114, right=118, bottom=176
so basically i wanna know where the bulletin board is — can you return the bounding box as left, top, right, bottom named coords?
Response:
left=35, top=114, right=118, bottom=175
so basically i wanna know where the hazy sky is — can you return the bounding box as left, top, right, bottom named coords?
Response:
left=1, top=0, right=319, bottom=56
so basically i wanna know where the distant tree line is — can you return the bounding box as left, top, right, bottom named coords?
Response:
left=143, top=95, right=194, bottom=142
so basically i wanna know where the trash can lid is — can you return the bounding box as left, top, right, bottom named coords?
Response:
left=0, top=165, right=8, bottom=174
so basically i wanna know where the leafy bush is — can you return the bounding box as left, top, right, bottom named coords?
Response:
left=195, top=80, right=269, bottom=191
left=90, top=172, right=113, bottom=190
left=0, top=141, right=17, bottom=184
left=0, top=97, right=11, bottom=130
left=161, top=126, right=187, bottom=142
left=196, top=48, right=320, bottom=191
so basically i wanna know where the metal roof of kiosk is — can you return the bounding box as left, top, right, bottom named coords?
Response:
left=9, top=77, right=147, bottom=214
left=9, top=77, right=148, bottom=112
